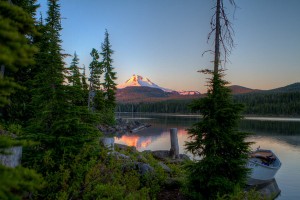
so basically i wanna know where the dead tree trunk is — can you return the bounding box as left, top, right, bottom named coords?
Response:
left=169, top=128, right=179, bottom=159
left=214, top=0, right=221, bottom=73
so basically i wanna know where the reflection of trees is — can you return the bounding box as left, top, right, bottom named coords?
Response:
left=239, top=120, right=300, bottom=135
left=117, top=113, right=300, bottom=148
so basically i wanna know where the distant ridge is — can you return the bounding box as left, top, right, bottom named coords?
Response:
left=264, top=82, right=300, bottom=93
left=228, top=85, right=257, bottom=94
left=116, top=75, right=300, bottom=103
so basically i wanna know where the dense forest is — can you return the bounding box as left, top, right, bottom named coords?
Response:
left=117, top=91, right=300, bottom=116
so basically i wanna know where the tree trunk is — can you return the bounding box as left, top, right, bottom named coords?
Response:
left=214, top=0, right=221, bottom=73
left=169, top=128, right=179, bottom=159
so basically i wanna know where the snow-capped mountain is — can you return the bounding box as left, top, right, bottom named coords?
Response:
left=117, top=74, right=174, bottom=93
left=117, top=74, right=200, bottom=95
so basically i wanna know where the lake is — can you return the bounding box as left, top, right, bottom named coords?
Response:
left=115, top=113, right=300, bottom=200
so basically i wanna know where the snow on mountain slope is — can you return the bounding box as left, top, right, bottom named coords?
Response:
left=178, top=91, right=201, bottom=95
left=117, top=74, right=201, bottom=95
left=117, top=74, right=174, bottom=92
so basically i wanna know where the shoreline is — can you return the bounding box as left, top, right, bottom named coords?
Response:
left=116, top=112, right=300, bottom=120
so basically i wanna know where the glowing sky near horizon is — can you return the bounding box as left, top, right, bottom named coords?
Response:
left=37, top=0, right=300, bottom=93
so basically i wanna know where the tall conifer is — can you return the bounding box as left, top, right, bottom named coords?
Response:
left=2, top=0, right=40, bottom=124
left=0, top=1, right=43, bottom=198
left=101, top=30, right=117, bottom=109
left=23, top=0, right=101, bottom=198
left=67, top=52, right=81, bottom=87
left=88, top=48, right=103, bottom=111
left=0, top=0, right=37, bottom=107
left=185, top=0, right=251, bottom=199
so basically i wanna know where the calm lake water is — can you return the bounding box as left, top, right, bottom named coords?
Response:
left=115, top=113, right=300, bottom=200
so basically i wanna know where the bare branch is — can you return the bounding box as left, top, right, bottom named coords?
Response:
left=203, top=0, right=236, bottom=71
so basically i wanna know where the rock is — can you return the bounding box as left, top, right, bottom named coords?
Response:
left=108, top=152, right=131, bottom=160
left=137, top=162, right=154, bottom=175
left=151, top=150, right=170, bottom=161
left=97, top=118, right=151, bottom=135
left=115, top=143, right=137, bottom=153
left=122, top=162, right=154, bottom=175
left=100, top=137, right=115, bottom=151
left=158, top=162, right=171, bottom=173
left=0, top=146, right=22, bottom=168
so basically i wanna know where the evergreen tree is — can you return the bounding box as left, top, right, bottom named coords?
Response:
left=66, top=52, right=86, bottom=106
left=89, top=48, right=103, bottom=90
left=185, top=0, right=251, bottom=199
left=88, top=48, right=103, bottom=111
left=2, top=0, right=40, bottom=124
left=101, top=30, right=117, bottom=109
left=0, top=1, right=43, bottom=198
left=0, top=0, right=37, bottom=108
left=67, top=52, right=81, bottom=87
left=22, top=0, right=101, bottom=198
left=81, top=65, right=88, bottom=91
left=185, top=71, right=251, bottom=199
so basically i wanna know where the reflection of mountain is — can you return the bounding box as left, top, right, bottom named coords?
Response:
left=115, top=125, right=165, bottom=149
left=117, top=135, right=152, bottom=148
left=117, top=113, right=300, bottom=148
left=115, top=118, right=190, bottom=150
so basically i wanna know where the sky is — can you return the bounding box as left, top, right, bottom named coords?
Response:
left=37, top=0, right=300, bottom=93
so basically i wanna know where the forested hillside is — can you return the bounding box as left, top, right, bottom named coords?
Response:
left=117, top=90, right=300, bottom=116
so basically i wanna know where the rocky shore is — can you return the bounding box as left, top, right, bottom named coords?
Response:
left=97, top=118, right=151, bottom=135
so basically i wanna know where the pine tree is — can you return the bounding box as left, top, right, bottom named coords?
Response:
left=2, top=0, right=40, bottom=124
left=89, top=48, right=103, bottom=90
left=101, top=30, right=117, bottom=110
left=88, top=48, right=103, bottom=111
left=66, top=52, right=87, bottom=106
left=81, top=65, right=88, bottom=91
left=67, top=52, right=81, bottom=87
left=185, top=0, right=251, bottom=199
left=0, top=0, right=37, bottom=108
left=0, top=1, right=43, bottom=198
left=22, top=0, right=101, bottom=198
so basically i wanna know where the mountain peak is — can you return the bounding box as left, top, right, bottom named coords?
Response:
left=118, top=74, right=173, bottom=92
left=117, top=74, right=201, bottom=95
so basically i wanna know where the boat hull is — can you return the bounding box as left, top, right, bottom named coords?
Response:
left=247, top=149, right=281, bottom=181
left=247, top=160, right=279, bottom=181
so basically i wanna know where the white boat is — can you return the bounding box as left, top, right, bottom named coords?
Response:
left=247, top=148, right=282, bottom=181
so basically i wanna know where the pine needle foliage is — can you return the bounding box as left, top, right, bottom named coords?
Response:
left=21, top=0, right=101, bottom=198
left=185, top=70, right=251, bottom=199
left=0, top=0, right=37, bottom=107
left=0, top=1, right=43, bottom=199
left=89, top=48, right=103, bottom=90
left=101, top=29, right=117, bottom=109
left=1, top=0, right=40, bottom=124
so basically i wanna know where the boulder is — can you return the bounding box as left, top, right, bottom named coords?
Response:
left=158, top=162, right=172, bottom=173
left=122, top=162, right=154, bottom=175
left=115, top=143, right=137, bottom=153
left=108, top=152, right=131, bottom=160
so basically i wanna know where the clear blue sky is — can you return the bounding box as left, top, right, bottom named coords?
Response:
left=37, top=0, right=300, bottom=93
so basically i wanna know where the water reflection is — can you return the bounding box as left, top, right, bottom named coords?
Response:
left=114, top=113, right=300, bottom=199
left=240, top=120, right=300, bottom=135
